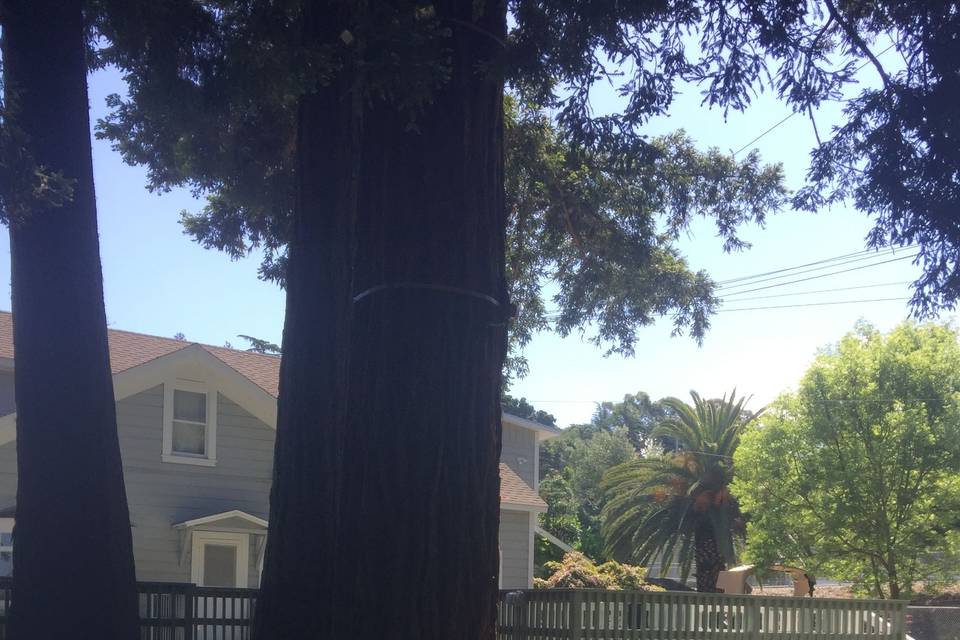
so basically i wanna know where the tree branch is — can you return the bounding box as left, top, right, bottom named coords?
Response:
left=823, top=0, right=892, bottom=89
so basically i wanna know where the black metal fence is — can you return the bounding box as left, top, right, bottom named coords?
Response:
left=0, top=579, right=256, bottom=640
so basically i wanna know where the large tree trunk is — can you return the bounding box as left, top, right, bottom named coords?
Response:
left=256, top=1, right=508, bottom=638
left=2, top=1, right=139, bottom=638
left=694, top=525, right=726, bottom=593
left=252, top=2, right=360, bottom=638
left=338, top=1, right=509, bottom=637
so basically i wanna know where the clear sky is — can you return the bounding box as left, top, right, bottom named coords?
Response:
left=0, top=54, right=939, bottom=428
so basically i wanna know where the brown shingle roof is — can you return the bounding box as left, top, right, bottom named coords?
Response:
left=500, top=463, right=547, bottom=509
left=0, top=311, right=280, bottom=397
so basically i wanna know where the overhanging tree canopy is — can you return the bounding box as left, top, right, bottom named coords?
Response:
left=67, top=1, right=960, bottom=637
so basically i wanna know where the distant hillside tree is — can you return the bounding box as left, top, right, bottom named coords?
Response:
left=502, top=394, right=557, bottom=427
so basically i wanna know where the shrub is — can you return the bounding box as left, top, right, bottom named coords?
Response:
left=534, top=551, right=663, bottom=591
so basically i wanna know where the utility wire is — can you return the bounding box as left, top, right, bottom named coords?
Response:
left=715, top=254, right=917, bottom=296
left=718, top=296, right=909, bottom=312
left=721, top=281, right=912, bottom=302
left=731, top=42, right=897, bottom=157
left=715, top=246, right=915, bottom=286
left=525, top=397, right=951, bottom=404
left=717, top=250, right=917, bottom=292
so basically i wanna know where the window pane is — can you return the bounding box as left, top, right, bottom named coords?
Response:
left=174, top=389, right=206, bottom=423
left=172, top=421, right=206, bottom=455
left=203, top=544, right=237, bottom=587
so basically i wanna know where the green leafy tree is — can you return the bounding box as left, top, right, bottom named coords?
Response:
left=733, top=321, right=960, bottom=599
left=1, top=0, right=139, bottom=636
left=502, top=394, right=557, bottom=428
left=536, top=472, right=581, bottom=570
left=603, top=391, right=762, bottom=592
left=569, top=427, right=637, bottom=559
left=592, top=392, right=675, bottom=453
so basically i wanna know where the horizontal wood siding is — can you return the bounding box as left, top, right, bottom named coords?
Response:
left=502, top=423, right=537, bottom=488
left=500, top=509, right=532, bottom=589
left=120, top=385, right=273, bottom=586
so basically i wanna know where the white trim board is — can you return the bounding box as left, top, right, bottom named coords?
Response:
left=535, top=525, right=574, bottom=553
left=173, top=510, right=268, bottom=530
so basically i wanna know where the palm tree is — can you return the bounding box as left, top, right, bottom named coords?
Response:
left=602, top=390, right=762, bottom=592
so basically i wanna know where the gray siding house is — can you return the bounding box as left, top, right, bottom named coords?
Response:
left=0, top=312, right=559, bottom=589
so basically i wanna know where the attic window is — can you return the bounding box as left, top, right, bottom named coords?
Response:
left=162, top=380, right=217, bottom=466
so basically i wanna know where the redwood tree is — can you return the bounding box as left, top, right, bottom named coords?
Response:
left=1, top=1, right=139, bottom=637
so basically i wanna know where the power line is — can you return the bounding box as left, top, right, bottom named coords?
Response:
left=715, top=254, right=918, bottom=296
left=731, top=42, right=898, bottom=157
left=524, top=397, right=951, bottom=404
left=718, top=296, right=909, bottom=312
left=721, top=281, right=912, bottom=302
left=716, top=250, right=917, bottom=292
left=715, top=246, right=914, bottom=286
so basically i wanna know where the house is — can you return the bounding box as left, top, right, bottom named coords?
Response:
left=0, top=311, right=560, bottom=589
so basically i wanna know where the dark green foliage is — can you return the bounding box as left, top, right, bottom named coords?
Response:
left=501, top=394, right=557, bottom=427
left=92, top=5, right=792, bottom=379
left=591, top=392, right=675, bottom=452
left=536, top=472, right=581, bottom=570
left=238, top=334, right=281, bottom=355
left=602, top=391, right=762, bottom=591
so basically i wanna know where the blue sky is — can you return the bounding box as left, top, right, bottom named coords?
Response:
left=0, top=56, right=936, bottom=428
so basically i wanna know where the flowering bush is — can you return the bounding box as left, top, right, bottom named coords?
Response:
left=534, top=552, right=664, bottom=591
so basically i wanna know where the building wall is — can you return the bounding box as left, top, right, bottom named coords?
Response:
left=119, top=385, right=273, bottom=584
left=0, top=381, right=540, bottom=588
left=499, top=509, right=532, bottom=589
left=0, top=385, right=273, bottom=585
left=501, top=422, right=537, bottom=488
left=0, top=371, right=14, bottom=417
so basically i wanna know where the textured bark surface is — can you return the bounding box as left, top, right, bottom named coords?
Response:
left=253, top=3, right=359, bottom=638
left=694, top=525, right=726, bottom=593
left=257, top=1, right=508, bottom=638
left=339, top=2, right=508, bottom=637
left=2, top=0, right=140, bottom=638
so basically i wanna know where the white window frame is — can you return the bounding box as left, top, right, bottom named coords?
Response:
left=190, top=530, right=249, bottom=588
left=162, top=379, right=217, bottom=466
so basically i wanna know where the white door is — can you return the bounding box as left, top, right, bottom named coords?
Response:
left=191, top=532, right=252, bottom=639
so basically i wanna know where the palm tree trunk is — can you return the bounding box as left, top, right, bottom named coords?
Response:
left=694, top=525, right=726, bottom=593
left=2, top=0, right=139, bottom=637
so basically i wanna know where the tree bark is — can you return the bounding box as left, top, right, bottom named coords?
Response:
left=253, top=2, right=360, bottom=638
left=2, top=1, right=139, bottom=638
left=337, top=2, right=509, bottom=637
left=694, top=525, right=725, bottom=593
left=257, top=1, right=507, bottom=637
